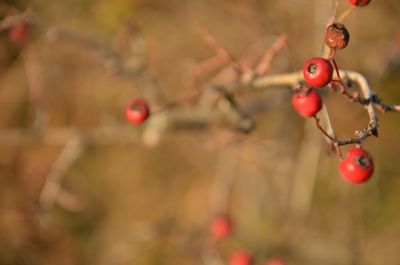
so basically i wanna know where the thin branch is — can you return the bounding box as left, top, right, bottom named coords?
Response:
left=337, top=6, right=355, bottom=23
left=209, top=144, right=242, bottom=214
left=290, top=118, right=323, bottom=218
left=313, top=117, right=336, bottom=143
left=187, top=25, right=235, bottom=90
left=314, top=117, right=342, bottom=158
left=22, top=47, right=47, bottom=129
left=45, top=27, right=142, bottom=78
left=252, top=69, right=389, bottom=147
left=0, top=8, right=33, bottom=31
left=38, top=136, right=85, bottom=213
left=198, top=24, right=233, bottom=60
left=255, top=34, right=288, bottom=76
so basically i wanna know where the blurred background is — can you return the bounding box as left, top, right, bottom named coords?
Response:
left=0, top=0, right=400, bottom=264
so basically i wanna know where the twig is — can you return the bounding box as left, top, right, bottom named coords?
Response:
left=314, top=117, right=342, bottom=158
left=198, top=25, right=233, bottom=61
left=57, top=188, right=87, bottom=212
left=38, top=136, right=85, bottom=213
left=320, top=104, right=337, bottom=144
left=253, top=70, right=387, bottom=147
left=45, top=27, right=142, bottom=78
left=188, top=25, right=234, bottom=85
left=290, top=118, right=322, bottom=218
left=0, top=9, right=33, bottom=31
left=255, top=34, right=288, bottom=76
left=337, top=6, right=355, bottom=23
left=22, top=46, right=47, bottom=129
left=209, top=144, right=242, bottom=214
left=0, top=126, right=139, bottom=146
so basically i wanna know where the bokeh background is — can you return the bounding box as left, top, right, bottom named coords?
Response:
left=1, top=0, right=400, bottom=264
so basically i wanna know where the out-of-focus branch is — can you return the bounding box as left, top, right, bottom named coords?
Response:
left=38, top=136, right=85, bottom=213
left=209, top=144, right=242, bottom=214
left=255, top=34, right=288, bottom=76
left=45, top=26, right=144, bottom=78
left=0, top=68, right=387, bottom=148
left=0, top=126, right=143, bottom=146
left=1, top=9, right=397, bottom=151
left=0, top=8, right=33, bottom=31
left=22, top=46, right=47, bottom=129
left=290, top=118, right=322, bottom=218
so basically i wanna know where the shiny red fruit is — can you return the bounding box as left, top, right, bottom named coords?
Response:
left=209, top=215, right=232, bottom=240
left=292, top=87, right=322, bottom=117
left=339, top=147, right=374, bottom=184
left=348, top=0, right=371, bottom=7
left=9, top=23, right=29, bottom=45
left=303, top=57, right=333, bottom=88
left=229, top=251, right=252, bottom=265
left=266, top=258, right=284, bottom=265
left=125, top=98, right=150, bottom=125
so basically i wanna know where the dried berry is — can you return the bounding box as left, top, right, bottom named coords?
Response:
left=325, top=23, right=350, bottom=50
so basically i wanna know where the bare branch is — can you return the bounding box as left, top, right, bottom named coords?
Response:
left=38, top=136, right=85, bottom=213
left=252, top=69, right=391, bottom=147
left=255, top=34, right=288, bottom=76
left=22, top=47, right=47, bottom=129
left=198, top=25, right=233, bottom=60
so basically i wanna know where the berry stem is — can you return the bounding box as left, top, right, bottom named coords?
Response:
left=150, top=89, right=201, bottom=114
left=313, top=117, right=343, bottom=159
left=337, top=6, right=355, bottom=23
left=330, top=58, right=370, bottom=105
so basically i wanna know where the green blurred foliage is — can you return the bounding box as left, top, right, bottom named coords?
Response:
left=92, top=0, right=139, bottom=31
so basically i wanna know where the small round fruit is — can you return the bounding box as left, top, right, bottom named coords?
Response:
left=209, top=215, right=232, bottom=240
left=303, top=57, right=333, bottom=88
left=292, top=87, right=322, bottom=118
left=348, top=0, right=371, bottom=7
left=9, top=23, right=29, bottom=45
left=229, top=251, right=252, bottom=265
left=325, top=23, right=350, bottom=50
left=339, top=147, right=374, bottom=184
left=266, top=258, right=284, bottom=265
left=125, top=98, right=150, bottom=125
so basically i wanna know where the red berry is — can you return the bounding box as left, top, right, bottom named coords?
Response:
left=266, top=258, right=284, bottom=265
left=339, top=147, right=374, bottom=184
left=348, top=0, right=371, bottom=7
left=9, top=23, right=29, bottom=45
left=229, top=251, right=252, bottom=265
left=125, top=98, right=150, bottom=125
left=291, top=87, right=322, bottom=117
left=303, top=57, right=333, bottom=88
left=209, top=215, right=232, bottom=240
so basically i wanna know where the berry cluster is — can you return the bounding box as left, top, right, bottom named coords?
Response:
left=208, top=214, right=285, bottom=265
left=4, top=0, right=400, bottom=263
left=291, top=0, right=374, bottom=184
left=123, top=1, right=379, bottom=188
